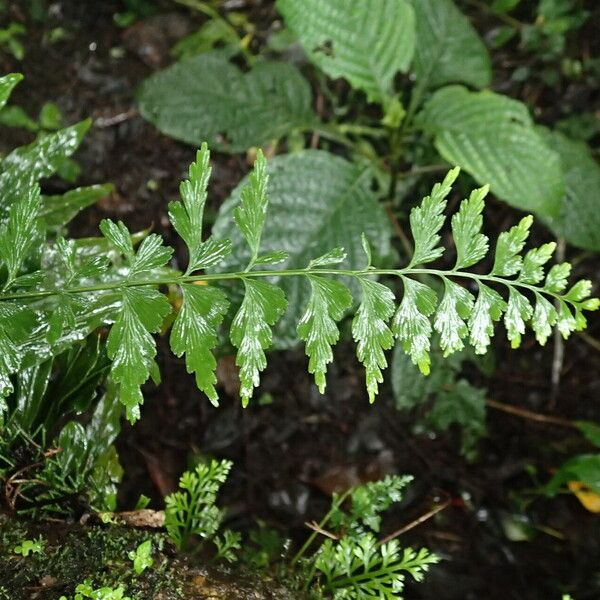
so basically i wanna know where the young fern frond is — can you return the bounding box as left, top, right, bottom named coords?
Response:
left=0, top=145, right=597, bottom=421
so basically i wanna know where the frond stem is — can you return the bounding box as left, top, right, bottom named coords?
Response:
left=0, top=267, right=570, bottom=306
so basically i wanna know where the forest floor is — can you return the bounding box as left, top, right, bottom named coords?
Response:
left=1, top=1, right=600, bottom=599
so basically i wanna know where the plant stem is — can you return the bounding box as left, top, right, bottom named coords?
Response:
left=291, top=488, right=352, bottom=566
left=0, top=266, right=574, bottom=308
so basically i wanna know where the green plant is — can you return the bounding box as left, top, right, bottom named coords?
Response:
left=1, top=107, right=596, bottom=424
left=392, top=344, right=490, bottom=459
left=127, top=540, right=153, bottom=575
left=293, top=474, right=438, bottom=598
left=59, top=581, right=131, bottom=600
left=138, top=0, right=599, bottom=250
left=13, top=535, right=44, bottom=556
left=164, top=459, right=234, bottom=551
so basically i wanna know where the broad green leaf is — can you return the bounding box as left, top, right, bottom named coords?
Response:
left=419, top=87, right=565, bottom=218
left=545, top=454, right=600, bottom=495
left=277, top=0, right=415, bottom=102
left=297, top=275, right=352, bottom=393
left=230, top=278, right=287, bottom=406
left=234, top=150, right=268, bottom=265
left=352, top=277, right=395, bottom=403
left=0, top=119, right=91, bottom=214
left=434, top=279, right=474, bottom=356
left=106, top=286, right=171, bottom=421
left=0, top=182, right=42, bottom=288
left=408, top=167, right=459, bottom=266
left=451, top=185, right=489, bottom=269
left=468, top=284, right=506, bottom=354
left=138, top=52, right=316, bottom=152
left=41, top=184, right=114, bottom=228
left=410, top=0, right=491, bottom=90
left=540, top=129, right=600, bottom=251
left=391, top=277, right=438, bottom=374
left=0, top=73, right=23, bottom=110
left=504, top=288, right=533, bottom=348
left=168, top=143, right=231, bottom=273
left=491, top=216, right=533, bottom=277
left=518, top=242, right=556, bottom=284
left=211, top=151, right=391, bottom=347
left=170, top=283, right=229, bottom=405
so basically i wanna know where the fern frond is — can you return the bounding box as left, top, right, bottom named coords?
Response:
left=1, top=145, right=597, bottom=419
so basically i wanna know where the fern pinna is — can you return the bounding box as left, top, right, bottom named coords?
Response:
left=0, top=142, right=597, bottom=422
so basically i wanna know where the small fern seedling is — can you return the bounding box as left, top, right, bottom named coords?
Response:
left=1, top=143, right=597, bottom=421
left=164, top=459, right=231, bottom=550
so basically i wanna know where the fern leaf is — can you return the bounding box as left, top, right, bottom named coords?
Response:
left=409, top=167, right=458, bottom=266
left=491, top=215, right=533, bottom=277
left=170, top=284, right=229, bottom=405
left=518, top=242, right=556, bottom=284
left=168, top=143, right=231, bottom=273
left=234, top=150, right=269, bottom=267
left=504, top=288, right=533, bottom=348
left=0, top=182, right=42, bottom=289
left=230, top=278, right=287, bottom=406
left=297, top=275, right=352, bottom=393
left=451, top=185, right=489, bottom=269
left=434, top=279, right=474, bottom=356
left=468, top=284, right=506, bottom=354
left=106, top=287, right=171, bottom=422
left=391, top=277, right=438, bottom=375
left=352, top=278, right=395, bottom=402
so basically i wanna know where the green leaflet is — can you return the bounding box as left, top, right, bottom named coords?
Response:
left=504, top=288, right=533, bottom=348
left=410, top=0, right=491, bottom=91
left=419, top=86, right=565, bottom=219
left=491, top=216, right=533, bottom=277
left=297, top=275, right=352, bottom=393
left=277, top=0, right=415, bottom=103
left=100, top=219, right=173, bottom=279
left=138, top=52, right=316, bottom=152
left=518, top=242, right=556, bottom=285
left=434, top=279, right=474, bottom=356
left=352, top=278, right=395, bottom=403
left=234, top=150, right=269, bottom=267
left=106, top=286, right=171, bottom=422
left=170, top=284, right=229, bottom=405
left=452, top=185, right=489, bottom=269
left=0, top=73, right=22, bottom=110
left=168, top=143, right=231, bottom=273
left=392, top=277, right=438, bottom=375
left=468, top=284, right=506, bottom=354
left=408, top=167, right=458, bottom=266
left=0, top=182, right=41, bottom=289
left=230, top=278, right=287, bottom=407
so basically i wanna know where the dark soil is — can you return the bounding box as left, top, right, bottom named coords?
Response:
left=1, top=1, right=599, bottom=599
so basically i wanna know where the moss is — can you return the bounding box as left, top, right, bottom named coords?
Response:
left=0, top=515, right=301, bottom=600
left=0, top=514, right=182, bottom=600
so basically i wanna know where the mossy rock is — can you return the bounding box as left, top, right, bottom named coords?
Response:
left=0, top=514, right=300, bottom=600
